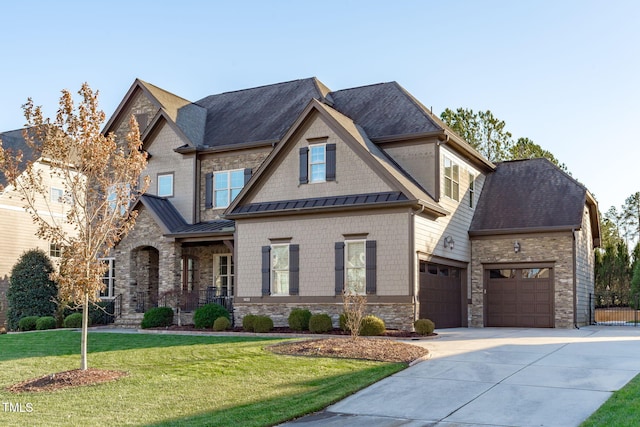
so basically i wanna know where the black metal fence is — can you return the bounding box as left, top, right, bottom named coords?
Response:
left=151, top=288, right=233, bottom=316
left=590, top=291, right=640, bottom=326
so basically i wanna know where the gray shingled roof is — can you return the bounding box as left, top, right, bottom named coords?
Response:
left=469, top=158, right=587, bottom=233
left=329, top=82, right=443, bottom=139
left=230, top=191, right=409, bottom=216
left=195, top=78, right=325, bottom=147
left=139, top=195, right=234, bottom=236
left=0, top=128, right=36, bottom=187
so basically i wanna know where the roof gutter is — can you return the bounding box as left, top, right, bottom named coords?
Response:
left=469, top=224, right=582, bottom=237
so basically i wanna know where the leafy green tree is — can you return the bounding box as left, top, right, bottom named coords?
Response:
left=509, top=137, right=568, bottom=172
left=440, top=108, right=513, bottom=162
left=631, top=262, right=640, bottom=299
left=622, top=192, right=640, bottom=243
left=6, top=249, right=57, bottom=330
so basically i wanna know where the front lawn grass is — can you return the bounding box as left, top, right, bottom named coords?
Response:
left=581, top=373, right=640, bottom=427
left=0, top=330, right=405, bottom=426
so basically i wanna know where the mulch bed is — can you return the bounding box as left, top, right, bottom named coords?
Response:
left=6, top=369, right=127, bottom=393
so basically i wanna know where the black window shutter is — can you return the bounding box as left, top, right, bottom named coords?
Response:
left=261, top=246, right=271, bottom=296
left=366, top=240, right=377, bottom=294
left=326, top=143, right=336, bottom=181
left=205, top=173, right=213, bottom=208
left=244, top=168, right=252, bottom=185
left=335, top=242, right=345, bottom=295
left=289, top=244, right=299, bottom=295
left=299, top=147, right=309, bottom=184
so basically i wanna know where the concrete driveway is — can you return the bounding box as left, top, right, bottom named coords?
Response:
left=284, top=326, right=640, bottom=427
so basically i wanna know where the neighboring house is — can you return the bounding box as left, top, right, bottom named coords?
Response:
left=106, top=77, right=600, bottom=329
left=0, top=129, right=75, bottom=326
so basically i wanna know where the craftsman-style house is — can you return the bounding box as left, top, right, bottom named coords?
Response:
left=105, top=77, right=600, bottom=329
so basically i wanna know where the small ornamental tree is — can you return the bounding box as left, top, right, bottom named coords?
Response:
left=0, top=84, right=149, bottom=370
left=7, top=249, right=57, bottom=331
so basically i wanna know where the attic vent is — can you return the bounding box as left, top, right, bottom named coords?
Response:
left=134, top=113, right=149, bottom=131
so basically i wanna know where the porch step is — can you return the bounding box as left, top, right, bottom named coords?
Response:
left=113, top=313, right=144, bottom=329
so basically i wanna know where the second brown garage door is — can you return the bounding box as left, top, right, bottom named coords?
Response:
left=486, top=267, right=554, bottom=328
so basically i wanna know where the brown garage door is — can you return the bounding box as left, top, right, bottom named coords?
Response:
left=486, top=267, right=553, bottom=328
left=419, top=262, right=463, bottom=328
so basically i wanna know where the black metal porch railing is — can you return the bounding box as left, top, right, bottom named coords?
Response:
left=156, top=288, right=233, bottom=315
left=590, top=291, right=640, bottom=326
left=135, top=291, right=147, bottom=313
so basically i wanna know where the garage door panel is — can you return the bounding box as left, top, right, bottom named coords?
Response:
left=419, top=263, right=462, bottom=329
left=486, top=267, right=553, bottom=328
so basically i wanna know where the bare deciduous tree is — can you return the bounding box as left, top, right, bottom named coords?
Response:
left=0, top=83, right=149, bottom=370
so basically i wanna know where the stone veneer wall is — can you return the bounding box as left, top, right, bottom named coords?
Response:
left=470, top=233, right=575, bottom=328
left=233, top=302, right=415, bottom=331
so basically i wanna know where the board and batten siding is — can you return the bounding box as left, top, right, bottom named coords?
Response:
left=235, top=209, right=411, bottom=298
left=247, top=112, right=394, bottom=205
left=575, top=205, right=596, bottom=325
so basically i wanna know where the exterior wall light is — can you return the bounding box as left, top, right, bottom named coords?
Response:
left=514, top=241, right=521, bottom=253
left=444, top=235, right=455, bottom=250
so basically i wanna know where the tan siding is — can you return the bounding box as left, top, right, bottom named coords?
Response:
left=143, top=122, right=195, bottom=222
left=383, top=139, right=438, bottom=196
left=236, top=210, right=411, bottom=298
left=248, top=113, right=394, bottom=205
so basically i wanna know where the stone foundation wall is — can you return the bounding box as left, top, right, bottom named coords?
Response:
left=233, top=302, right=415, bottom=331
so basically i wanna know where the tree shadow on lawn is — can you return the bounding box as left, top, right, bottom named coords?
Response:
left=0, top=330, right=284, bottom=362
left=143, top=364, right=404, bottom=427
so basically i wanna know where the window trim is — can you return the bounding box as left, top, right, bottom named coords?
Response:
left=308, top=143, right=327, bottom=183
left=213, top=169, right=244, bottom=208
left=444, top=156, right=460, bottom=201
left=49, top=243, right=62, bottom=258
left=157, top=173, right=174, bottom=197
left=270, top=243, right=290, bottom=296
left=213, top=254, right=234, bottom=297
left=99, top=257, right=115, bottom=299
left=468, top=172, right=475, bottom=208
left=345, top=240, right=366, bottom=295
left=50, top=187, right=64, bottom=203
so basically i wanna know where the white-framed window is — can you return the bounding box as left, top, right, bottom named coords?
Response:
left=270, top=244, right=290, bottom=295
left=157, top=173, right=174, bottom=197
left=469, top=172, right=475, bottom=208
left=214, top=169, right=244, bottom=208
left=444, top=156, right=459, bottom=201
left=345, top=240, right=366, bottom=294
left=309, top=144, right=326, bottom=183
left=99, top=257, right=115, bottom=298
left=50, top=187, right=64, bottom=203
left=213, top=254, right=234, bottom=297
left=49, top=243, right=62, bottom=258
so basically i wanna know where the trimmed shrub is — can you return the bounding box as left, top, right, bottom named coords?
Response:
left=36, top=316, right=57, bottom=330
left=18, top=316, right=39, bottom=331
left=193, top=303, right=230, bottom=329
left=360, top=315, right=385, bottom=336
left=252, top=315, right=274, bottom=333
left=242, top=314, right=258, bottom=332
left=63, top=312, right=86, bottom=328
left=141, top=307, right=174, bottom=329
left=7, top=249, right=57, bottom=331
left=339, top=313, right=349, bottom=332
left=288, top=308, right=311, bottom=331
left=213, top=316, right=231, bottom=331
left=308, top=314, right=333, bottom=333
left=414, top=318, right=435, bottom=336
left=0, top=327, right=6, bottom=334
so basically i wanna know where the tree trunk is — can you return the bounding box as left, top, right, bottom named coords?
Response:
left=81, top=292, right=89, bottom=370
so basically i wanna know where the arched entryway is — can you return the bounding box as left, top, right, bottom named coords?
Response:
left=131, top=246, right=160, bottom=312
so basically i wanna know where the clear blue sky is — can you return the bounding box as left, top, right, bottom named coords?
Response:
left=1, top=0, right=638, bottom=213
